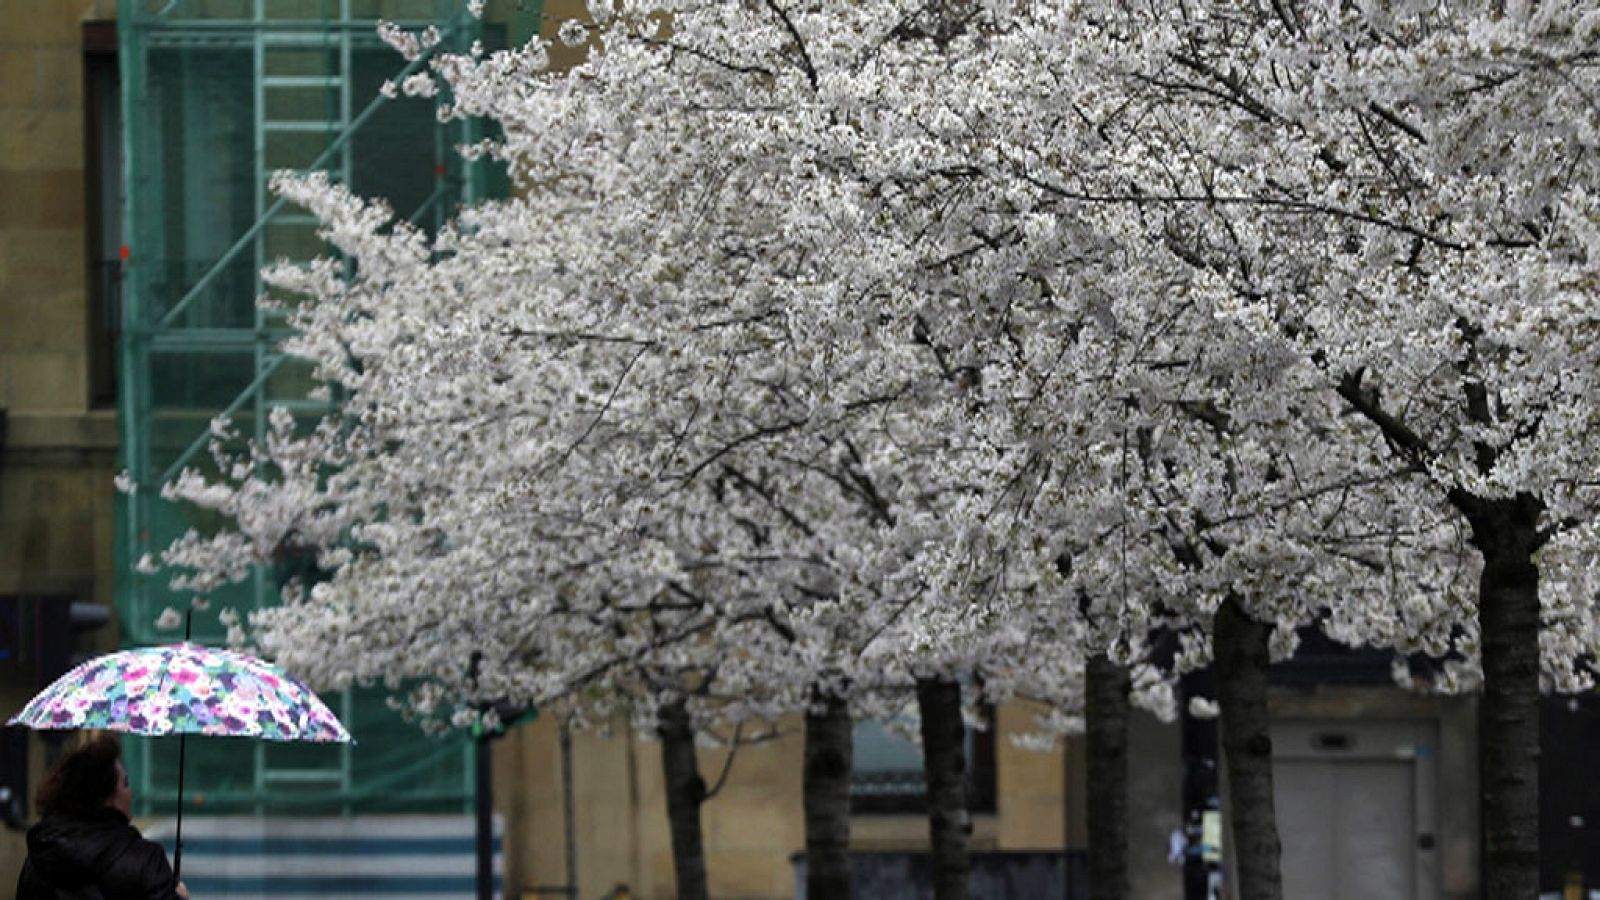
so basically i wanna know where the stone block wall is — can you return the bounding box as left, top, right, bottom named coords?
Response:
left=0, top=0, right=122, bottom=887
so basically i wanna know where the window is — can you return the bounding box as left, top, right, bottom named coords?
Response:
left=83, top=21, right=121, bottom=409
left=850, top=708, right=997, bottom=815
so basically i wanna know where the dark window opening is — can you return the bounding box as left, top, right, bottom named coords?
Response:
left=84, top=21, right=121, bottom=409
left=850, top=706, right=998, bottom=816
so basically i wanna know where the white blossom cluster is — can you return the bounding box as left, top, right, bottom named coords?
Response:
left=143, top=0, right=1600, bottom=738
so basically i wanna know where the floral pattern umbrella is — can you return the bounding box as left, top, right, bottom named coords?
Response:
left=8, top=641, right=351, bottom=880
left=8, top=642, right=351, bottom=743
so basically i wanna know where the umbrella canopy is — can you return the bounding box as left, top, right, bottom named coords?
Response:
left=8, top=642, right=351, bottom=743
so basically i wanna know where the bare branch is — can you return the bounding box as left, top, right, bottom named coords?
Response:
left=762, top=0, right=820, bottom=91
left=702, top=722, right=744, bottom=801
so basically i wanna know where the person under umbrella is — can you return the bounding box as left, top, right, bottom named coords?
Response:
left=15, top=733, right=189, bottom=900
left=8, top=616, right=353, bottom=881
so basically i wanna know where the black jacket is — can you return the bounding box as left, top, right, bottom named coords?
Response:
left=14, top=808, right=179, bottom=900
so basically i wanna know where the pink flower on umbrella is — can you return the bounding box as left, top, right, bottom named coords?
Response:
left=123, top=663, right=154, bottom=695
left=169, top=656, right=204, bottom=685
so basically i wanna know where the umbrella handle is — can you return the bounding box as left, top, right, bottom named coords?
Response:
left=173, top=732, right=186, bottom=882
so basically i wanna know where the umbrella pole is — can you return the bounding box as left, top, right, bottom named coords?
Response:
left=174, top=732, right=187, bottom=881
left=173, top=608, right=191, bottom=882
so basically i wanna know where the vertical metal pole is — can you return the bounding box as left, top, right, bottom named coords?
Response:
left=340, top=688, right=354, bottom=816
left=476, top=734, right=493, bottom=900
left=251, top=0, right=270, bottom=619
left=339, top=0, right=352, bottom=192
left=117, top=12, right=146, bottom=651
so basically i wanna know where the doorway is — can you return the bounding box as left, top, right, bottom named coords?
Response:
left=1273, top=719, right=1438, bottom=900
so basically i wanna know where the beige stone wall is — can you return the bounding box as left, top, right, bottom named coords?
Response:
left=495, top=714, right=810, bottom=900
left=493, top=703, right=1090, bottom=900
left=995, top=700, right=1070, bottom=851
left=1127, top=711, right=1183, bottom=899
left=0, top=0, right=121, bottom=887
left=0, top=0, right=113, bottom=413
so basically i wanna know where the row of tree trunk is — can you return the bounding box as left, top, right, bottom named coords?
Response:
left=655, top=563, right=1539, bottom=900
left=653, top=654, right=1373, bottom=900
left=655, top=676, right=972, bottom=900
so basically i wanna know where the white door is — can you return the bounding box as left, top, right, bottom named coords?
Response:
left=1273, top=721, right=1437, bottom=900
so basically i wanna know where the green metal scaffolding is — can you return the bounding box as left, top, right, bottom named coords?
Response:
left=116, top=0, right=536, bottom=816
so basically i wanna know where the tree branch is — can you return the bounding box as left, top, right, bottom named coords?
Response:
left=1335, top=369, right=1436, bottom=469
left=644, top=36, right=776, bottom=81
left=702, top=722, right=744, bottom=802
left=762, top=0, right=819, bottom=91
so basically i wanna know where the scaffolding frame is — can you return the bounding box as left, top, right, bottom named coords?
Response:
left=115, top=0, right=518, bottom=817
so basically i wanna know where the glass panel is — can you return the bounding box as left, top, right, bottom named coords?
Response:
left=854, top=719, right=923, bottom=775
left=143, top=47, right=257, bottom=328
left=350, top=47, right=444, bottom=230
left=852, top=719, right=926, bottom=799
left=850, top=714, right=995, bottom=813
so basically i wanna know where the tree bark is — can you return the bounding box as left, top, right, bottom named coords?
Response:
left=1085, top=654, right=1131, bottom=900
left=658, top=698, right=710, bottom=900
left=804, top=687, right=854, bottom=900
left=1213, top=596, right=1282, bottom=900
left=1467, top=495, right=1542, bottom=900
left=917, top=677, right=971, bottom=900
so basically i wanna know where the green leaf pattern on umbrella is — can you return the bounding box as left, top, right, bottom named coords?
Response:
left=8, top=643, right=350, bottom=743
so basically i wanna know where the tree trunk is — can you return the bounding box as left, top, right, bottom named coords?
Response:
left=1213, top=596, right=1282, bottom=900
left=657, top=698, right=709, bottom=900
left=804, top=687, right=854, bottom=900
left=917, top=676, right=971, bottom=900
left=1086, top=654, right=1131, bottom=900
left=1468, top=495, right=1542, bottom=900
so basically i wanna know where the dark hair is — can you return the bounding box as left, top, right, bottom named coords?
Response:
left=36, top=734, right=121, bottom=819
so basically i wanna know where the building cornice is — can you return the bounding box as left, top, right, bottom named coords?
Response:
left=0, top=409, right=119, bottom=467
